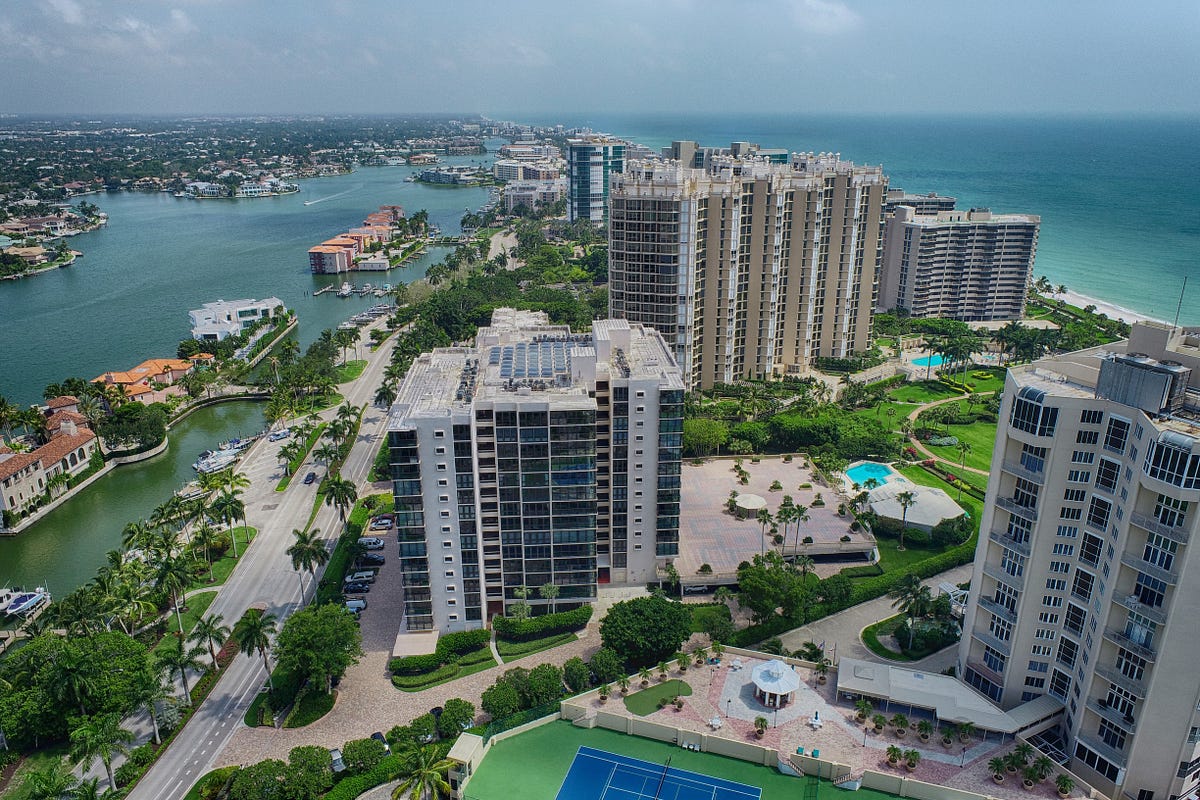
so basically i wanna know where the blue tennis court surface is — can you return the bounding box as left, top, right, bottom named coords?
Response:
left=556, top=746, right=762, bottom=800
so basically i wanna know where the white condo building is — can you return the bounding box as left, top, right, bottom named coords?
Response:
left=188, top=297, right=284, bottom=341
left=387, top=309, right=684, bottom=633
left=960, top=321, right=1200, bottom=800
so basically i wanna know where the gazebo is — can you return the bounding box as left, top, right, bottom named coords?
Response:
left=733, top=493, right=767, bottom=519
left=750, top=659, right=800, bottom=708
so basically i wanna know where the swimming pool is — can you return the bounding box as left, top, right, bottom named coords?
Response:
left=845, top=461, right=898, bottom=487
left=913, top=354, right=945, bottom=368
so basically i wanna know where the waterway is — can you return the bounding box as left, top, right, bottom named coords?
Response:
left=0, top=401, right=267, bottom=595
left=0, top=152, right=492, bottom=593
left=0, top=155, right=493, bottom=407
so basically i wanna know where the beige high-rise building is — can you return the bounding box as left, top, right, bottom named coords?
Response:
left=608, top=153, right=887, bottom=390
left=960, top=321, right=1200, bottom=800
left=880, top=206, right=1040, bottom=321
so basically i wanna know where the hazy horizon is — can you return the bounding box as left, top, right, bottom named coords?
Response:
left=4, top=0, right=1197, bottom=117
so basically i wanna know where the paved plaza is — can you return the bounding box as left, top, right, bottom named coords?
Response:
left=678, top=457, right=875, bottom=580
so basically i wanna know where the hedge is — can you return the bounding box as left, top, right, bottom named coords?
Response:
left=389, top=652, right=449, bottom=675
left=387, top=628, right=491, bottom=675
left=492, top=605, right=593, bottom=642
left=495, top=632, right=576, bottom=659
left=321, top=753, right=407, bottom=800
left=438, top=628, right=491, bottom=656
left=391, top=664, right=460, bottom=689
left=480, top=701, right=562, bottom=743
left=458, top=647, right=497, bottom=667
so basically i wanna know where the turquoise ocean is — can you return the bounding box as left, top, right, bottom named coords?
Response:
left=528, top=113, right=1200, bottom=326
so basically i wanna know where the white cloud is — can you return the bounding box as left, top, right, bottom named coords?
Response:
left=170, top=9, right=196, bottom=33
left=789, top=0, right=861, bottom=35
left=44, top=0, right=85, bottom=25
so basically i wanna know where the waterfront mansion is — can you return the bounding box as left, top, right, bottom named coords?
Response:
left=0, top=397, right=98, bottom=528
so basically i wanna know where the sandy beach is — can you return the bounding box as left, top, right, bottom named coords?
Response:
left=1056, top=289, right=1169, bottom=327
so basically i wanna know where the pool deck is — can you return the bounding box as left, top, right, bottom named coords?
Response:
left=678, top=457, right=875, bottom=582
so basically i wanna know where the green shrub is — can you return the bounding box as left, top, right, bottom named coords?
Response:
left=389, top=652, right=451, bottom=675
left=321, top=753, right=406, bottom=800
left=283, top=687, right=335, bottom=728
left=493, top=605, right=592, bottom=642
left=267, top=663, right=304, bottom=711
left=495, top=632, right=576, bottom=658
left=437, top=628, right=491, bottom=656
left=390, top=663, right=460, bottom=689
left=458, top=648, right=496, bottom=667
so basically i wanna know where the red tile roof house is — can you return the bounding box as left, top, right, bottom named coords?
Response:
left=0, top=414, right=97, bottom=527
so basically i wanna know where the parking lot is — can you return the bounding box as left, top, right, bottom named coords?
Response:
left=342, top=514, right=408, bottom=654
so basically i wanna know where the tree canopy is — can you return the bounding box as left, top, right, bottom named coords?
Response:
left=599, top=595, right=692, bottom=667
left=273, top=604, right=363, bottom=694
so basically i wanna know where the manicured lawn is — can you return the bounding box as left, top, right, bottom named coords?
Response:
left=391, top=655, right=497, bottom=693
left=689, top=603, right=731, bottom=634
left=335, top=360, right=367, bottom=383
left=923, top=409, right=998, bottom=473
left=204, top=526, right=258, bottom=585
left=895, top=465, right=984, bottom=522
left=888, top=381, right=963, bottom=404
left=496, top=632, right=577, bottom=662
left=875, top=537, right=942, bottom=574
left=243, top=690, right=270, bottom=727
left=622, top=678, right=692, bottom=716
left=465, top=719, right=903, bottom=800
left=861, top=614, right=916, bottom=661
left=155, top=590, right=218, bottom=655
left=284, top=688, right=336, bottom=728
left=0, top=744, right=69, bottom=800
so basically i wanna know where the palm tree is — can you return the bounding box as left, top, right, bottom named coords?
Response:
left=375, top=381, right=398, bottom=408
left=233, top=607, right=278, bottom=689
left=189, top=613, right=231, bottom=668
left=130, top=664, right=173, bottom=745
left=72, top=778, right=103, bottom=800
left=791, top=503, right=810, bottom=554
left=121, top=519, right=155, bottom=553
left=794, top=554, right=815, bottom=582
left=48, top=647, right=99, bottom=716
left=956, top=441, right=973, bottom=499
left=335, top=402, right=360, bottom=428
left=540, top=582, right=560, bottom=613
left=21, top=761, right=78, bottom=800
left=153, top=553, right=194, bottom=636
left=391, top=744, right=456, bottom=800
left=755, top=508, right=772, bottom=556
left=210, top=488, right=246, bottom=557
left=287, top=527, right=330, bottom=594
left=192, top=521, right=220, bottom=582
left=324, top=472, right=358, bottom=526
left=157, top=638, right=206, bottom=706
left=895, top=490, right=916, bottom=550
left=69, top=713, right=134, bottom=792
left=889, top=575, right=933, bottom=650
left=314, top=442, right=340, bottom=467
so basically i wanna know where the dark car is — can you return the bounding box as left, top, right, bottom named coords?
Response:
left=370, top=731, right=391, bottom=754
left=357, top=553, right=386, bottom=567
left=343, top=581, right=371, bottom=594
left=303, top=471, right=317, bottom=485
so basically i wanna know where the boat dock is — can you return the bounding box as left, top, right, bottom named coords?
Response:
left=314, top=284, right=336, bottom=296
left=315, top=282, right=393, bottom=298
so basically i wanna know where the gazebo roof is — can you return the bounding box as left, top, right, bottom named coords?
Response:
left=735, top=493, right=767, bottom=512
left=750, top=659, right=800, bottom=694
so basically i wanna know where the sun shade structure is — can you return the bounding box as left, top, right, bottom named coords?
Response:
left=733, top=493, right=768, bottom=516
left=751, top=659, right=800, bottom=708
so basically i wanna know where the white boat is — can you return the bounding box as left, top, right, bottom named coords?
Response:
left=0, top=587, right=17, bottom=614
left=5, top=588, right=50, bottom=617
left=193, top=450, right=241, bottom=473
left=336, top=282, right=353, bottom=298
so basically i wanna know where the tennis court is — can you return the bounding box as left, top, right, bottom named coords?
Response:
left=556, top=746, right=762, bottom=800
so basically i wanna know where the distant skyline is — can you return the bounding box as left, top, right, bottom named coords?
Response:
left=5, top=0, right=1198, bottom=116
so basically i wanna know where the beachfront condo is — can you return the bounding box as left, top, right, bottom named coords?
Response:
left=959, top=321, right=1200, bottom=800
left=386, top=309, right=683, bottom=633
left=566, top=136, right=625, bottom=224
left=607, top=152, right=887, bottom=390
left=879, top=206, right=1040, bottom=321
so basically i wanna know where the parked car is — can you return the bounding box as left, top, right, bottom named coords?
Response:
left=343, top=581, right=371, bottom=594
left=303, top=471, right=318, bottom=485
left=682, top=584, right=712, bottom=595
left=345, top=570, right=376, bottom=584
left=344, top=598, right=367, bottom=614
left=369, top=519, right=394, bottom=531
left=359, top=536, right=385, bottom=550
left=370, top=731, right=391, bottom=754
left=267, top=429, right=291, bottom=442
left=357, top=553, right=385, bottom=567
left=330, top=748, right=346, bottom=773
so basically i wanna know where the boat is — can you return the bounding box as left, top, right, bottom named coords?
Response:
left=0, top=587, right=18, bottom=614
left=382, top=283, right=393, bottom=292
left=5, top=588, right=50, bottom=618
left=373, top=289, right=384, bottom=297
left=193, top=450, right=241, bottom=474
left=336, top=282, right=353, bottom=298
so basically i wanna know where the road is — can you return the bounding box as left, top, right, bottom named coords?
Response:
left=127, top=319, right=397, bottom=800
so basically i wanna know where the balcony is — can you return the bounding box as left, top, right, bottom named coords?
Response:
left=995, top=496, right=1038, bottom=523
left=1075, top=730, right=1129, bottom=769
left=1130, top=512, right=1190, bottom=545
left=1119, top=551, right=1179, bottom=585
left=1086, top=697, right=1138, bottom=732
left=1002, top=459, right=1046, bottom=485
left=972, top=628, right=1013, bottom=656
left=978, top=595, right=1018, bottom=623
left=989, top=529, right=1032, bottom=558
left=965, top=659, right=1005, bottom=686
left=1111, top=592, right=1167, bottom=625
left=1093, top=664, right=1148, bottom=698
left=1102, top=627, right=1157, bottom=661
left=983, top=561, right=1025, bottom=590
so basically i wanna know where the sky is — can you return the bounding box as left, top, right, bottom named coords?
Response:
left=4, top=0, right=1198, bottom=116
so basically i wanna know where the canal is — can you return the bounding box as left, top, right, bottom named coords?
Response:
left=0, top=401, right=267, bottom=595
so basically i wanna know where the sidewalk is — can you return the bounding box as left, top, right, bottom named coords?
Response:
left=777, top=562, right=974, bottom=672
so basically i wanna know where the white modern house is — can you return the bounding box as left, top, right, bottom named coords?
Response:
left=188, top=297, right=284, bottom=341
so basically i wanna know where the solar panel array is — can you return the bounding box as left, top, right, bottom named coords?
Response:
left=489, top=341, right=573, bottom=380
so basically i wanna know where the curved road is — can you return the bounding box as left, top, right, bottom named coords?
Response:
left=128, top=319, right=397, bottom=800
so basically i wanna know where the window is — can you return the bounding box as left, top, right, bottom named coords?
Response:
left=1074, top=743, right=1120, bottom=781
left=990, top=615, right=1013, bottom=641
left=1144, top=436, right=1200, bottom=489
left=1035, top=628, right=1058, bottom=641
left=1143, top=532, right=1178, bottom=571
left=1106, top=685, right=1137, bottom=719
left=1067, top=469, right=1092, bottom=483
left=1001, top=547, right=1026, bottom=577
left=434, top=429, right=446, bottom=438
left=1057, top=525, right=1079, bottom=538
left=1028, top=659, right=1049, bottom=672
left=1011, top=387, right=1059, bottom=436
left=1014, top=477, right=1040, bottom=509
left=1104, top=418, right=1130, bottom=454
left=1098, top=719, right=1127, bottom=750
left=1060, top=507, right=1083, bottom=520
left=1053, top=543, right=1075, bottom=556
left=1021, top=444, right=1047, bottom=473
left=1117, top=648, right=1147, bottom=681
left=1081, top=409, right=1104, bottom=425
left=1071, top=571, right=1095, bottom=602
left=1039, top=612, right=1060, bottom=623
left=1087, top=497, right=1111, bottom=531
left=1007, top=514, right=1033, bottom=543
left=1032, top=644, right=1053, bottom=656
left=1133, top=572, right=1166, bottom=607
left=1064, top=488, right=1086, bottom=503
left=1072, top=450, right=1096, bottom=464
left=1095, top=459, right=1120, bottom=492
left=995, top=583, right=1020, bottom=613
left=1046, top=579, right=1066, bottom=591
left=1057, top=638, right=1078, bottom=668
left=1043, top=595, right=1064, bottom=608
left=1077, top=430, right=1099, bottom=445
left=1154, top=494, right=1189, bottom=528
left=983, top=645, right=1007, bottom=673
left=1025, top=676, right=1046, bottom=688
left=1049, top=561, right=1071, bottom=574
left=1080, top=534, right=1103, bottom=567
left=1050, top=669, right=1072, bottom=700
left=1064, top=603, right=1087, bottom=635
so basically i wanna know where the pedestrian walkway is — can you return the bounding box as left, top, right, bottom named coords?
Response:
left=905, top=395, right=992, bottom=476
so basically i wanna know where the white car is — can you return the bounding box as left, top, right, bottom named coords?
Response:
left=359, top=536, right=385, bottom=550
left=345, top=570, right=376, bottom=584
left=369, top=518, right=394, bottom=531
left=344, top=598, right=367, bottom=614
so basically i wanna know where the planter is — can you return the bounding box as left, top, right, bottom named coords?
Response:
left=993, top=775, right=1005, bottom=785
left=1022, top=780, right=1035, bottom=791
left=856, top=713, right=867, bottom=722
left=818, top=675, right=827, bottom=685
left=1058, top=792, right=1070, bottom=798
left=599, top=696, right=608, bottom=705
left=941, top=737, right=953, bottom=749
left=888, top=759, right=899, bottom=767
left=919, top=733, right=930, bottom=743
left=875, top=725, right=884, bottom=733
left=894, top=728, right=906, bottom=739
left=755, top=730, right=765, bottom=740
left=905, top=762, right=917, bottom=773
